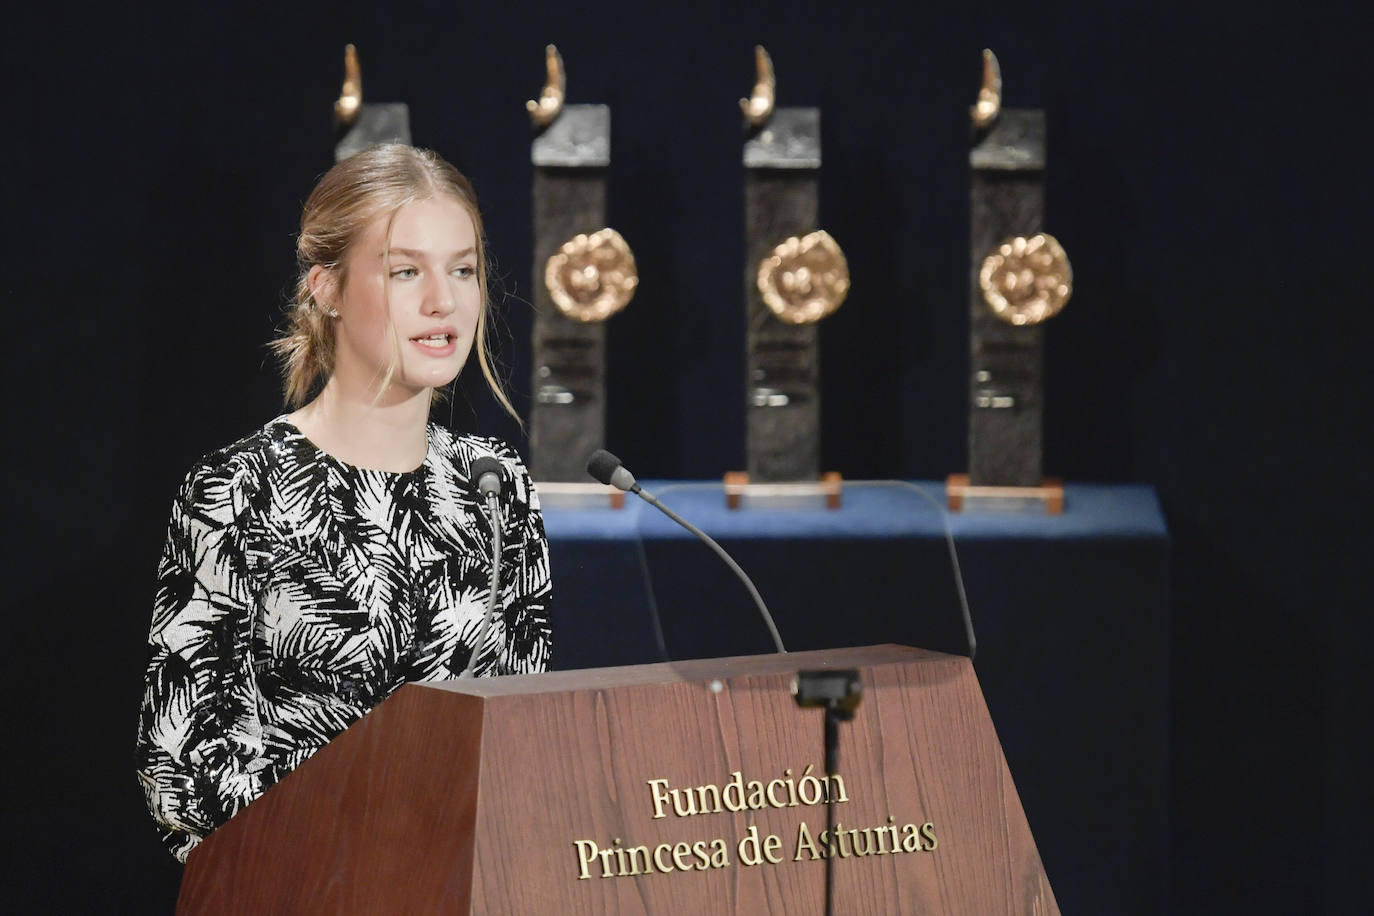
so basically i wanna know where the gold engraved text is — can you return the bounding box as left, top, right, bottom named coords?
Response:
left=647, top=766, right=848, bottom=819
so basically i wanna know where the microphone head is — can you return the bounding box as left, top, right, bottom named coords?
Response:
left=586, top=449, right=623, bottom=486
left=587, top=449, right=638, bottom=492
left=469, top=456, right=504, bottom=497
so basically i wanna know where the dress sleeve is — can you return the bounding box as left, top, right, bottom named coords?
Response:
left=495, top=450, right=553, bottom=675
left=135, top=461, right=271, bottom=862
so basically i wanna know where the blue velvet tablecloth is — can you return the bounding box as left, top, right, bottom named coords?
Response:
left=541, top=480, right=1170, bottom=915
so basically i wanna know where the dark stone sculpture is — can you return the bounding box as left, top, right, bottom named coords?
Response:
left=529, top=106, right=611, bottom=482
left=745, top=109, right=822, bottom=482
left=968, top=110, right=1046, bottom=487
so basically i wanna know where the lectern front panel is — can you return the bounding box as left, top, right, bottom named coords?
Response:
left=177, top=646, right=1057, bottom=914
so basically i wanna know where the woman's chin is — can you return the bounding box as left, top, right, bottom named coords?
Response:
left=407, top=363, right=463, bottom=391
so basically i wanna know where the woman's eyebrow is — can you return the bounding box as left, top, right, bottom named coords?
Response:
left=387, top=246, right=476, bottom=260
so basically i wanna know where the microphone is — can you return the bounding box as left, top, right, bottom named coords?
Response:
left=470, top=456, right=504, bottom=497
left=586, top=449, right=787, bottom=654
left=459, top=455, right=506, bottom=679
left=586, top=449, right=637, bottom=493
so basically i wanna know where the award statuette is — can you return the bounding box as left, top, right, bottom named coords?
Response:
left=733, top=46, right=845, bottom=508
left=332, top=44, right=411, bottom=162
left=948, top=50, right=1067, bottom=514
left=528, top=47, right=634, bottom=501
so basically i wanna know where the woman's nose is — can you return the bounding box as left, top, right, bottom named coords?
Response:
left=425, top=273, right=455, bottom=314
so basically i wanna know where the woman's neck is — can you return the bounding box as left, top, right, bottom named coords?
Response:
left=287, top=377, right=431, bottom=473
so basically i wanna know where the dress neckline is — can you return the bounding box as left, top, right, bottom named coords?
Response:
left=269, top=416, right=434, bottom=478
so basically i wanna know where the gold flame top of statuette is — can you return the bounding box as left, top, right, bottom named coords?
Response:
left=979, top=233, right=1073, bottom=326
left=334, top=44, right=362, bottom=126
left=545, top=229, right=638, bottom=322
left=757, top=231, right=850, bottom=325
left=740, top=45, right=776, bottom=127
left=970, top=48, right=1002, bottom=129
left=526, top=44, right=566, bottom=127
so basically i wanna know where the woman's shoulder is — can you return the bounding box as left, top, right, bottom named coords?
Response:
left=173, top=418, right=300, bottom=515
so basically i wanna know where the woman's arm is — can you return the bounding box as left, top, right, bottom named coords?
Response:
left=494, top=449, right=553, bottom=675
left=135, top=460, right=270, bottom=862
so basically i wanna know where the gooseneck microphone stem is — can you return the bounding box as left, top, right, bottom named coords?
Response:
left=459, top=459, right=506, bottom=679
left=458, top=492, right=502, bottom=678
left=880, top=481, right=977, bottom=661
left=586, top=449, right=787, bottom=655
left=635, top=485, right=787, bottom=655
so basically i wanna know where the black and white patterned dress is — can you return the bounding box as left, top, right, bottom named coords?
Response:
left=135, top=417, right=552, bottom=862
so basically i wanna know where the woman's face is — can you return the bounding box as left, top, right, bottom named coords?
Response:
left=327, top=194, right=481, bottom=398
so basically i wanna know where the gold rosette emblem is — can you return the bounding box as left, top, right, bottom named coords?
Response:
left=979, top=233, right=1073, bottom=326
left=757, top=230, right=850, bottom=325
left=544, top=228, right=639, bottom=322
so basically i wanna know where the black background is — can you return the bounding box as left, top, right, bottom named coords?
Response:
left=5, top=1, right=1369, bottom=912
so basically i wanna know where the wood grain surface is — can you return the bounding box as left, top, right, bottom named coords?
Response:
left=177, top=646, right=1057, bottom=914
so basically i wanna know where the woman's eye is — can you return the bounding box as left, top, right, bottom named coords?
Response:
left=391, top=267, right=418, bottom=280
left=452, top=265, right=476, bottom=279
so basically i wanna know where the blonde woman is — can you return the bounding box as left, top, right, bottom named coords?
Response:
left=135, top=145, right=552, bottom=862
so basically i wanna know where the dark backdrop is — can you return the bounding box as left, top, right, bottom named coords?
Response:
left=5, top=1, right=1369, bottom=912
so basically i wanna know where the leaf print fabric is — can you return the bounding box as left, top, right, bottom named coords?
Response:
left=135, top=417, right=552, bottom=862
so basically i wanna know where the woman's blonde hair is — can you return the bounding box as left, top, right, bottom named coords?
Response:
left=271, top=144, right=517, bottom=419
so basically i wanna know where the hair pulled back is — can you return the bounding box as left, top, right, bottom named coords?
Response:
left=271, top=144, right=516, bottom=418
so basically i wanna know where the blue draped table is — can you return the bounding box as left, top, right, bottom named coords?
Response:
left=542, top=480, right=1170, bottom=915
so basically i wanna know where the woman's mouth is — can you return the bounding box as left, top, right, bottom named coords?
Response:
left=411, top=333, right=457, bottom=356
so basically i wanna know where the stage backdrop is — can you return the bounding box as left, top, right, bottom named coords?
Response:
left=3, top=1, right=1369, bottom=913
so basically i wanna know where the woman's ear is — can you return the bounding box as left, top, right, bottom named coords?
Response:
left=307, top=264, right=336, bottom=313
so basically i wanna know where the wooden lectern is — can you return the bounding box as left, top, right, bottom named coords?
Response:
left=177, top=645, right=1058, bottom=914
